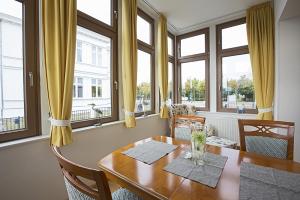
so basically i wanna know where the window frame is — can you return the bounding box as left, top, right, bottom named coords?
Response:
left=72, top=0, right=118, bottom=128
left=0, top=0, right=40, bottom=142
left=135, top=8, right=155, bottom=117
left=176, top=28, right=210, bottom=111
left=216, top=18, right=257, bottom=114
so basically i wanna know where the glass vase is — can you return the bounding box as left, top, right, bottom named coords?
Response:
left=191, top=125, right=206, bottom=165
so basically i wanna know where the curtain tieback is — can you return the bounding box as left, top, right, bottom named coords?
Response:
left=125, top=111, right=135, bottom=117
left=258, top=107, right=273, bottom=114
left=49, top=118, right=71, bottom=127
left=161, top=100, right=168, bottom=108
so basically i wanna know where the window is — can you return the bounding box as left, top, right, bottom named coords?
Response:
left=0, top=0, right=39, bottom=142
left=76, top=41, right=82, bottom=63
left=72, top=0, right=118, bottom=128
left=177, top=28, right=210, bottom=111
left=91, top=79, right=102, bottom=98
left=217, top=18, right=256, bottom=113
left=92, top=45, right=97, bottom=65
left=167, top=33, right=175, bottom=104
left=135, top=9, right=155, bottom=115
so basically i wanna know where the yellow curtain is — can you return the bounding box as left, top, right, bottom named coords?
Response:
left=42, top=0, right=77, bottom=146
left=157, top=15, right=169, bottom=118
left=246, top=2, right=274, bottom=120
left=121, top=0, right=138, bottom=127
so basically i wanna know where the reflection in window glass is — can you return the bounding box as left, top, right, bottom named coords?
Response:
left=0, top=0, right=25, bottom=131
left=181, top=61, right=206, bottom=107
left=137, top=16, right=151, bottom=45
left=78, top=0, right=111, bottom=25
left=168, top=36, right=173, bottom=56
left=222, top=54, right=255, bottom=109
left=72, top=26, right=112, bottom=121
left=168, top=62, right=173, bottom=104
left=222, top=23, right=247, bottom=49
left=136, top=50, right=151, bottom=112
left=181, top=34, right=205, bottom=57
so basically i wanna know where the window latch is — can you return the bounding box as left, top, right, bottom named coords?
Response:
left=114, top=10, right=118, bottom=19
left=114, top=81, right=118, bottom=90
left=28, top=72, right=34, bottom=87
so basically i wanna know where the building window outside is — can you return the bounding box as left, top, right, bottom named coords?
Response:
left=91, top=79, right=102, bottom=98
left=177, top=28, right=210, bottom=111
left=76, top=40, right=83, bottom=63
left=92, top=45, right=97, bottom=65
left=217, top=18, right=256, bottom=113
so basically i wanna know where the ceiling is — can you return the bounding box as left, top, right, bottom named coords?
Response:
left=143, top=0, right=269, bottom=32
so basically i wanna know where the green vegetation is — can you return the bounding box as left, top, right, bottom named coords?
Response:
left=182, top=78, right=206, bottom=101
left=137, top=82, right=151, bottom=101
left=223, top=75, right=254, bottom=102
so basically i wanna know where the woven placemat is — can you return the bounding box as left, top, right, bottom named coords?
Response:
left=122, top=140, right=178, bottom=164
left=164, top=152, right=228, bottom=188
left=240, top=162, right=300, bottom=200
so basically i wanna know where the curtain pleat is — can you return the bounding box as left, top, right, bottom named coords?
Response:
left=246, top=2, right=275, bottom=120
left=121, top=0, right=138, bottom=127
left=42, top=0, right=77, bottom=146
left=157, top=15, right=169, bottom=118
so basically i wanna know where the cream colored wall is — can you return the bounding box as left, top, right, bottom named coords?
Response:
left=0, top=115, right=168, bottom=200
left=275, top=16, right=300, bottom=162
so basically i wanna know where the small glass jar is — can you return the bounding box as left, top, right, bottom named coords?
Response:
left=191, top=124, right=207, bottom=165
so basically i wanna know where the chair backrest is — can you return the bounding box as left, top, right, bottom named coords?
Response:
left=52, top=146, right=112, bottom=200
left=238, top=119, right=295, bottom=160
left=168, top=104, right=196, bottom=130
left=171, top=115, right=206, bottom=139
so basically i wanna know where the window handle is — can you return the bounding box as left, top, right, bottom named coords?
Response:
left=114, top=81, right=118, bottom=90
left=114, top=10, right=118, bottom=19
left=28, top=72, right=34, bottom=87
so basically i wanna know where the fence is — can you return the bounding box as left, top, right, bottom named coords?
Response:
left=0, top=107, right=112, bottom=132
left=71, top=107, right=111, bottom=121
left=0, top=117, right=25, bottom=132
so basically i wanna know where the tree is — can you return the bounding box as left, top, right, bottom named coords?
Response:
left=137, top=82, right=151, bottom=101
left=182, top=78, right=205, bottom=101
left=237, top=75, right=254, bottom=101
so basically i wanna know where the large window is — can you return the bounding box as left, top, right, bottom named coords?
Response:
left=135, top=9, right=155, bottom=115
left=217, top=18, right=256, bottom=113
left=167, top=33, right=175, bottom=104
left=0, top=0, right=39, bottom=142
left=72, top=0, right=118, bottom=128
left=177, top=28, right=210, bottom=111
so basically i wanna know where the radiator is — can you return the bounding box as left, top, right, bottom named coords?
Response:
left=197, top=112, right=256, bottom=144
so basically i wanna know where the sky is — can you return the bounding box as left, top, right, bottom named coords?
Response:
left=181, top=61, right=206, bottom=86
left=0, top=0, right=22, bottom=18
left=78, top=0, right=111, bottom=25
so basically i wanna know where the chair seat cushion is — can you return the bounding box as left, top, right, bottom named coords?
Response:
left=175, top=127, right=237, bottom=149
left=112, top=188, right=143, bottom=200
left=206, top=136, right=237, bottom=148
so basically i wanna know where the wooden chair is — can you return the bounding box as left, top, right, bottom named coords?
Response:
left=172, top=114, right=206, bottom=139
left=51, top=146, right=142, bottom=200
left=238, top=119, right=295, bottom=160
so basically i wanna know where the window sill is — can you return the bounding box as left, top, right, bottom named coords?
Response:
left=0, top=113, right=160, bottom=150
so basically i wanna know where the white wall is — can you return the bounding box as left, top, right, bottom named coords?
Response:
left=0, top=114, right=168, bottom=200
left=275, top=16, right=300, bottom=162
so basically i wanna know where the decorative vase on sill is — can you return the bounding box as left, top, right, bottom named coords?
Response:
left=191, top=125, right=207, bottom=165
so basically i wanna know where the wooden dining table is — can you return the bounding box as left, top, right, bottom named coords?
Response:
left=97, top=135, right=300, bottom=200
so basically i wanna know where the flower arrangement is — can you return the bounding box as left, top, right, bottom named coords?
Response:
left=191, top=128, right=207, bottom=165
